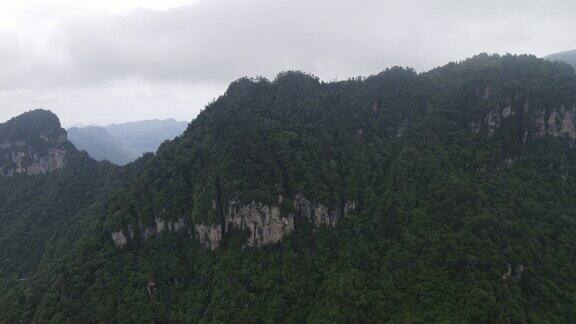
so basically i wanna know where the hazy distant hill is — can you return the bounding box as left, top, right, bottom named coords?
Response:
left=67, top=126, right=136, bottom=165
left=545, top=49, right=576, bottom=67
left=68, top=119, right=187, bottom=165
left=105, top=119, right=188, bottom=155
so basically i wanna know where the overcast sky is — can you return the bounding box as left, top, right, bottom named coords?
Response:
left=1, top=0, right=575, bottom=126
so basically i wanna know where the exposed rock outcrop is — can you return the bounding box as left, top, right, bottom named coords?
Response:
left=112, top=194, right=357, bottom=250
left=225, top=198, right=294, bottom=247
left=111, top=229, right=131, bottom=249
left=195, top=223, right=223, bottom=250
left=0, top=137, right=68, bottom=176
left=293, top=194, right=355, bottom=227
left=472, top=100, right=576, bottom=141
left=534, top=106, right=576, bottom=139
left=502, top=263, right=526, bottom=284
left=471, top=103, right=516, bottom=137
left=193, top=195, right=356, bottom=250
left=111, top=217, right=188, bottom=249
left=142, top=217, right=187, bottom=240
left=146, top=280, right=157, bottom=297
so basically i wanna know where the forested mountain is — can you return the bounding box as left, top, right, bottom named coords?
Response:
left=68, top=119, right=187, bottom=165
left=2, top=54, right=576, bottom=322
left=545, top=49, right=576, bottom=68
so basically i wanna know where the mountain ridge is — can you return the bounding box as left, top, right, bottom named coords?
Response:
left=2, top=54, right=576, bottom=322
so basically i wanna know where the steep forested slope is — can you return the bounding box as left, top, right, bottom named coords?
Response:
left=2, top=54, right=576, bottom=322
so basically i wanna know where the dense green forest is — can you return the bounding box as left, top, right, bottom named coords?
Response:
left=2, top=54, right=576, bottom=322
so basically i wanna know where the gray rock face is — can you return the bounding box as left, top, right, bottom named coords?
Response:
left=293, top=194, right=355, bottom=227
left=195, top=224, right=223, bottom=250
left=193, top=195, right=356, bottom=250
left=225, top=198, right=295, bottom=247
left=111, top=216, right=188, bottom=249
left=0, top=133, right=68, bottom=176
left=111, top=229, right=130, bottom=249
left=111, top=195, right=356, bottom=250
left=142, top=216, right=187, bottom=240
left=534, top=106, right=576, bottom=139
left=472, top=98, right=576, bottom=141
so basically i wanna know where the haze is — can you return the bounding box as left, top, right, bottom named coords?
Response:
left=1, top=0, right=575, bottom=126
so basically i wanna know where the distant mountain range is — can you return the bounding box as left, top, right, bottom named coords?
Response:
left=67, top=119, right=188, bottom=165
left=545, top=49, right=576, bottom=67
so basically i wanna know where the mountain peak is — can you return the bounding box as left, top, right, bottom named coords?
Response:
left=0, top=109, right=63, bottom=141
left=0, top=109, right=70, bottom=176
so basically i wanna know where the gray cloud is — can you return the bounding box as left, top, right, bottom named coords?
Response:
left=1, top=0, right=576, bottom=125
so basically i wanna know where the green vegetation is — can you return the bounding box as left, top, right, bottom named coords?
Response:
left=0, top=110, right=64, bottom=142
left=2, top=54, right=576, bottom=322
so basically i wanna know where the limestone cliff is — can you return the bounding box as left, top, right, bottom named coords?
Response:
left=533, top=106, right=576, bottom=139
left=470, top=87, right=576, bottom=142
left=193, top=195, right=356, bottom=250
left=111, top=216, right=189, bottom=249
left=112, top=195, right=356, bottom=250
